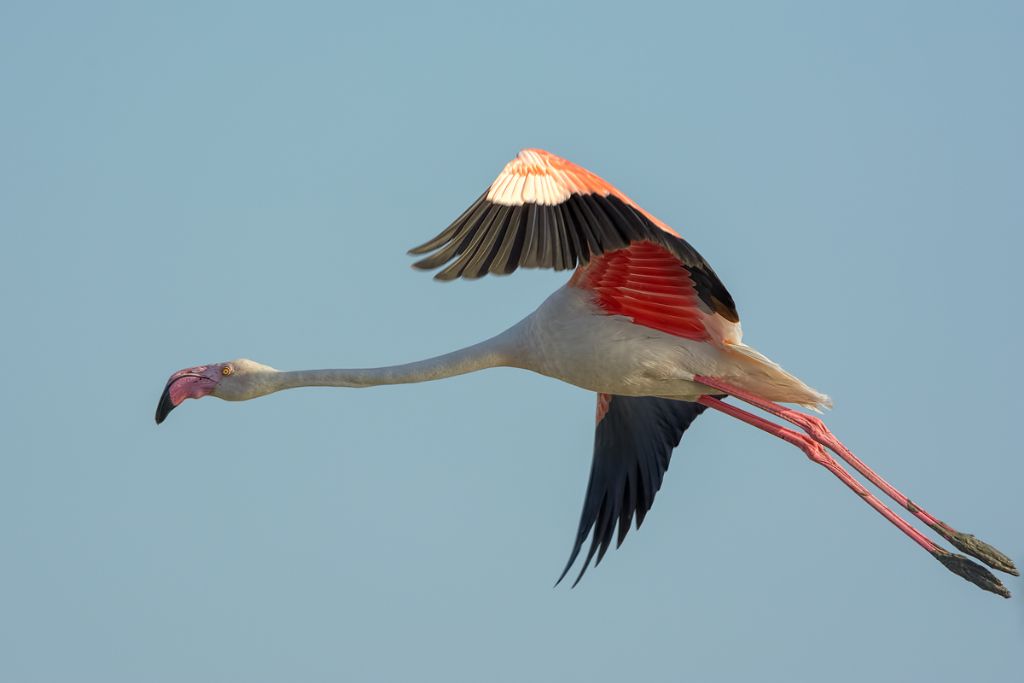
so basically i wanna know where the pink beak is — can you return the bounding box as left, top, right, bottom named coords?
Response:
left=155, top=365, right=220, bottom=424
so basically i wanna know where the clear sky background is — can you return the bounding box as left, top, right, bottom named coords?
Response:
left=3, top=2, right=1022, bottom=681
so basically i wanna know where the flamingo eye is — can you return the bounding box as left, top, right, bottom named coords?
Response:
left=222, top=365, right=233, bottom=376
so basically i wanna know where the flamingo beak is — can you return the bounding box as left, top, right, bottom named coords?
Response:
left=155, top=367, right=219, bottom=424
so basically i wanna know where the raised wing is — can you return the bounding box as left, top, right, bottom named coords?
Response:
left=558, top=394, right=707, bottom=587
left=409, top=148, right=737, bottom=325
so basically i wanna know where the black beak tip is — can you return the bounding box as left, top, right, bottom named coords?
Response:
left=155, top=386, right=175, bottom=425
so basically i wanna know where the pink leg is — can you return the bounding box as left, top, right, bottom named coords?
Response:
left=699, top=396, right=1010, bottom=597
left=698, top=396, right=940, bottom=553
left=696, top=375, right=1018, bottom=578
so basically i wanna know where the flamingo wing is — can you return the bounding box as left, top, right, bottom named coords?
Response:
left=409, top=148, right=738, bottom=325
left=558, top=394, right=707, bottom=587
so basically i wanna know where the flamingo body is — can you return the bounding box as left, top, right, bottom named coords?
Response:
left=507, top=284, right=826, bottom=407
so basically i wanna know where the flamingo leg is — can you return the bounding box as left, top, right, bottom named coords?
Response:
left=694, top=375, right=1018, bottom=578
left=697, top=396, right=1010, bottom=597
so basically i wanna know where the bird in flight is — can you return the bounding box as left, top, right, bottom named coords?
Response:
left=156, top=148, right=1016, bottom=596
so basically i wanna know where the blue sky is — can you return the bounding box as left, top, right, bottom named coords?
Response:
left=3, top=2, right=1022, bottom=681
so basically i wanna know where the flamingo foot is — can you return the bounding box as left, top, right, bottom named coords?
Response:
left=933, top=551, right=1011, bottom=598
left=930, top=524, right=1019, bottom=576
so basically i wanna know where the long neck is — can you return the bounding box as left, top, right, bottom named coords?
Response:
left=269, top=323, right=527, bottom=393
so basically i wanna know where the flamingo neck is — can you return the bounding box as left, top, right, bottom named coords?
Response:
left=270, top=324, right=527, bottom=392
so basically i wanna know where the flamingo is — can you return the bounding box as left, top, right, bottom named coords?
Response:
left=156, top=148, right=1017, bottom=596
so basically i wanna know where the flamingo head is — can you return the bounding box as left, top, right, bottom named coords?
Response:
left=155, top=358, right=276, bottom=424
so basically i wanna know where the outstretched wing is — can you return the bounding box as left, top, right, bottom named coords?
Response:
left=558, top=394, right=707, bottom=587
left=409, top=148, right=737, bottom=324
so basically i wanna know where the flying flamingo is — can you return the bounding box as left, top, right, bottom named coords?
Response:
left=156, top=148, right=1016, bottom=596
